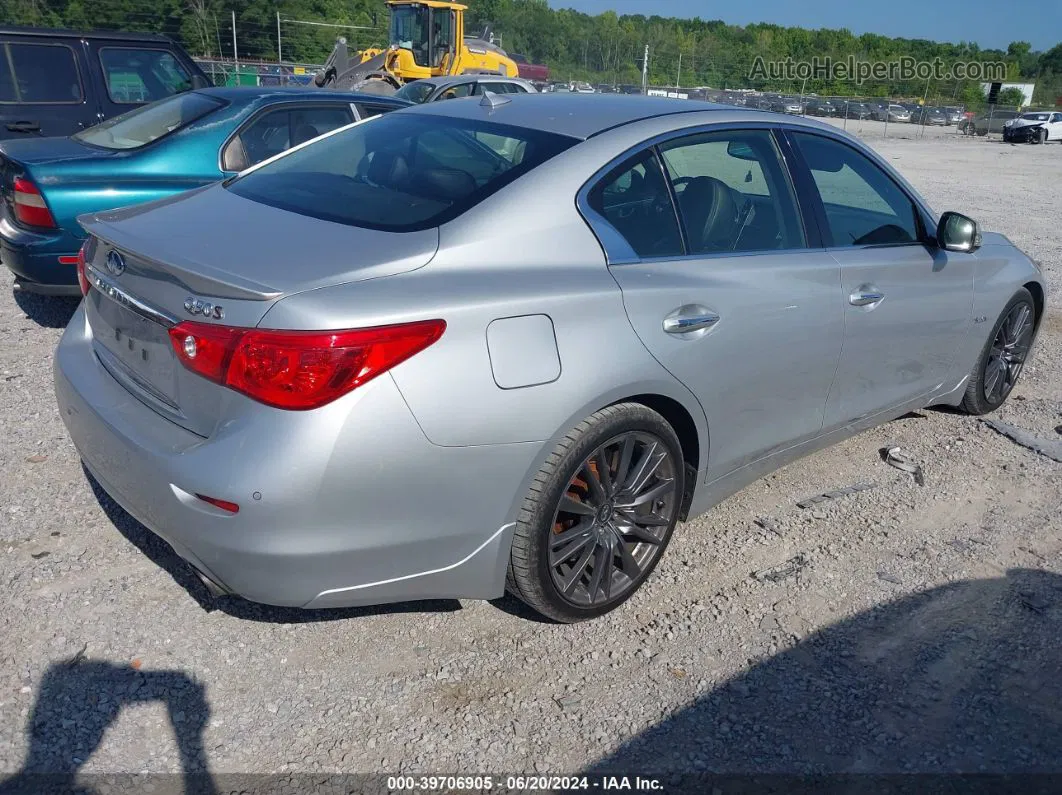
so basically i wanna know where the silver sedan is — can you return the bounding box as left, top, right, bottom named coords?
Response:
left=55, top=94, right=1046, bottom=623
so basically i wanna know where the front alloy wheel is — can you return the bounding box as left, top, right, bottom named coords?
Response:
left=961, top=288, right=1036, bottom=415
left=982, top=301, right=1033, bottom=404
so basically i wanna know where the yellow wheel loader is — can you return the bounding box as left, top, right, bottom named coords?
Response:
left=313, top=0, right=519, bottom=95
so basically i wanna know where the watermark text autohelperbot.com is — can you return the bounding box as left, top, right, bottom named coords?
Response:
left=749, top=55, right=1008, bottom=84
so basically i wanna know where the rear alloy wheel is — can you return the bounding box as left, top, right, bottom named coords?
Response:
left=961, top=288, right=1036, bottom=415
left=506, top=404, right=684, bottom=623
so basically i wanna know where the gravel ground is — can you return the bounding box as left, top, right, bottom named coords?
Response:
left=1, top=135, right=1060, bottom=790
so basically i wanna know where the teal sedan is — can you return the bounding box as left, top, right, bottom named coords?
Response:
left=0, top=86, right=409, bottom=295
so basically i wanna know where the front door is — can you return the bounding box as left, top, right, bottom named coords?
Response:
left=787, top=131, right=974, bottom=428
left=591, top=128, right=844, bottom=483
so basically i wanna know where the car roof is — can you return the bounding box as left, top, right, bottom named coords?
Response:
left=194, top=86, right=410, bottom=106
left=417, top=75, right=530, bottom=87
left=0, top=25, right=176, bottom=43
left=405, top=92, right=734, bottom=139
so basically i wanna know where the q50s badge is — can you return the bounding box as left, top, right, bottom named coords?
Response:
left=184, top=297, right=225, bottom=320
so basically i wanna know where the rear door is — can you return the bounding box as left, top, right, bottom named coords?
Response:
left=590, top=127, right=844, bottom=483
left=786, top=130, right=974, bottom=428
left=0, top=38, right=99, bottom=138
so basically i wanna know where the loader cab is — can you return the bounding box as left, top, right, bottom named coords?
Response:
left=389, top=2, right=458, bottom=73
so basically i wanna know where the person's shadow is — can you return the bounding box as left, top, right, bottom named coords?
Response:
left=583, top=568, right=1062, bottom=791
left=0, top=661, right=217, bottom=795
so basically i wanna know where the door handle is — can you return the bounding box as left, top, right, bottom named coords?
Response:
left=663, top=309, right=721, bottom=334
left=5, top=121, right=40, bottom=133
left=849, top=288, right=885, bottom=307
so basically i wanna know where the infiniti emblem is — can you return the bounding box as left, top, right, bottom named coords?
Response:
left=105, top=249, right=126, bottom=277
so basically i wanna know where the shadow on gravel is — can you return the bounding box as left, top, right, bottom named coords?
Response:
left=0, top=660, right=216, bottom=795
left=12, top=291, right=79, bottom=329
left=584, top=568, right=1062, bottom=789
left=84, top=467, right=463, bottom=624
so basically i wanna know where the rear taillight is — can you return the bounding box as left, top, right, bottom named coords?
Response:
left=12, top=176, right=57, bottom=229
left=169, top=319, right=445, bottom=410
left=76, top=241, right=90, bottom=296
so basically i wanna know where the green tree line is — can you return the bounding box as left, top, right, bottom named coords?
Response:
left=2, top=0, right=1060, bottom=105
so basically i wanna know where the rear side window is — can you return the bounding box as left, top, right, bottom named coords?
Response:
left=394, top=81, right=435, bottom=104
left=227, top=113, right=577, bottom=231
left=587, top=150, right=683, bottom=259
left=99, top=48, right=193, bottom=103
left=355, top=102, right=396, bottom=119
left=73, top=91, right=223, bottom=150
left=222, top=105, right=354, bottom=171
left=436, top=82, right=473, bottom=101
left=479, top=82, right=515, bottom=94
left=0, top=43, right=82, bottom=104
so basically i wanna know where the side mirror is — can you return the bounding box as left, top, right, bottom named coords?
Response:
left=936, top=211, right=981, bottom=253
left=191, top=74, right=212, bottom=90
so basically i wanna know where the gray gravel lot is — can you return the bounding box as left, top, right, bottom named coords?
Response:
left=0, top=135, right=1060, bottom=788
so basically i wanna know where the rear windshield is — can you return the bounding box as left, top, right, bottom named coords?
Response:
left=226, top=112, right=578, bottom=231
left=73, top=92, right=223, bottom=150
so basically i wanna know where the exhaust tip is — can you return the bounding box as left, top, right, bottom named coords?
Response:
left=191, top=565, right=229, bottom=599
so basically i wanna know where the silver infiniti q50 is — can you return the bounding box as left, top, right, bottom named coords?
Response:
left=55, top=94, right=1045, bottom=622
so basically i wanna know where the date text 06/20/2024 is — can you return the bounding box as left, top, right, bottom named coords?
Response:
left=386, top=775, right=664, bottom=792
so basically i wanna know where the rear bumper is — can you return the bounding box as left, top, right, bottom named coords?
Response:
left=0, top=215, right=81, bottom=293
left=54, top=303, right=537, bottom=609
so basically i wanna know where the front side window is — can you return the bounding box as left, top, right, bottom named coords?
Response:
left=227, top=114, right=577, bottom=231
left=587, top=150, right=683, bottom=259
left=658, top=129, right=804, bottom=254
left=73, top=91, right=222, bottom=150
left=390, top=5, right=430, bottom=68
left=0, top=43, right=82, bottom=104
left=99, top=48, right=193, bottom=104
left=791, top=132, right=920, bottom=247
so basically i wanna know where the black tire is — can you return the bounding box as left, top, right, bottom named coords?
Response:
left=960, top=288, right=1036, bottom=415
left=506, top=403, right=685, bottom=623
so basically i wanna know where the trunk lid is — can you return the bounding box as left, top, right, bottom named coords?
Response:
left=80, top=184, right=439, bottom=437
left=0, top=136, right=109, bottom=167
left=0, top=138, right=115, bottom=224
